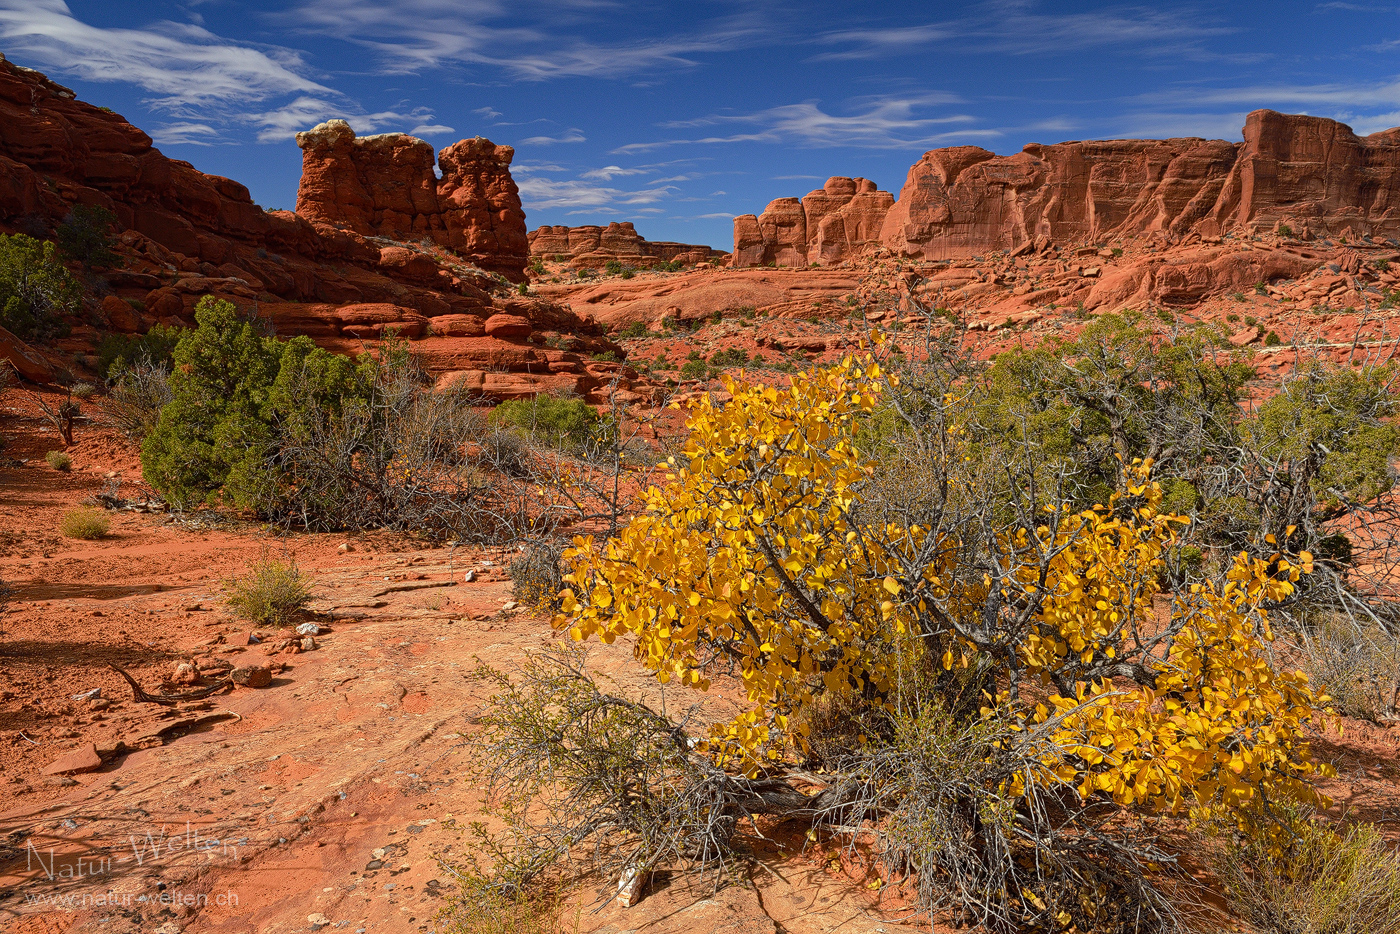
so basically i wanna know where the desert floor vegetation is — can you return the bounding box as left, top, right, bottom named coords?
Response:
left=447, top=315, right=1400, bottom=932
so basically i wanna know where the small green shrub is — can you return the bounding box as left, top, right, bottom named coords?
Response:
left=1265, top=330, right=1283, bottom=346
left=617, top=321, right=647, bottom=339
left=0, top=233, right=80, bottom=340
left=1375, top=259, right=1390, bottom=272
left=45, top=450, right=71, bottom=471
left=225, top=556, right=312, bottom=627
left=527, top=256, right=545, bottom=276
left=619, top=268, right=634, bottom=280
left=679, top=358, right=708, bottom=380
left=60, top=507, right=109, bottom=539
left=516, top=281, right=529, bottom=296
left=1227, top=313, right=1240, bottom=323
left=1256, top=281, right=1268, bottom=294
left=1111, top=247, right=1123, bottom=257
left=1231, top=291, right=1247, bottom=302
left=1278, top=223, right=1295, bottom=238
left=589, top=350, right=618, bottom=363
left=709, top=347, right=748, bottom=367
left=96, top=323, right=183, bottom=379
left=492, top=394, right=603, bottom=452
left=604, top=259, right=623, bottom=276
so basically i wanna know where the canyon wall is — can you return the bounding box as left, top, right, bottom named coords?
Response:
left=732, top=111, right=1400, bottom=265
left=528, top=221, right=722, bottom=268
left=294, top=120, right=529, bottom=280
left=732, top=177, right=894, bottom=267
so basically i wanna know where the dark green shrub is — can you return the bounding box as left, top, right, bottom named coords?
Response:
left=56, top=204, right=117, bottom=268
left=97, top=323, right=184, bottom=379
left=680, top=358, right=708, bottom=380
left=0, top=233, right=80, bottom=340
left=492, top=393, right=603, bottom=452
left=617, top=321, right=647, bottom=339
left=604, top=260, right=623, bottom=276
left=619, top=268, right=634, bottom=280
left=590, top=350, right=618, bottom=363
left=140, top=296, right=365, bottom=509
left=709, top=347, right=748, bottom=367
left=1264, top=330, right=1283, bottom=346
left=1277, top=223, right=1294, bottom=238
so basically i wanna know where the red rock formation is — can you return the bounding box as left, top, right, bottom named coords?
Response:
left=880, top=111, right=1400, bottom=259
left=528, top=221, right=722, bottom=268
left=730, top=178, right=894, bottom=267
left=0, top=57, right=642, bottom=400
left=435, top=137, right=530, bottom=279
left=295, top=120, right=528, bottom=280
left=1200, top=110, right=1400, bottom=238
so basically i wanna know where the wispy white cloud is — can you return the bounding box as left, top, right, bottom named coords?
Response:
left=518, top=128, right=586, bottom=145
left=284, top=0, right=769, bottom=80
left=581, top=164, right=652, bottom=179
left=518, top=176, right=678, bottom=210
left=813, top=2, right=1236, bottom=61
left=616, top=95, right=987, bottom=153
left=0, top=0, right=330, bottom=108
left=150, top=121, right=221, bottom=146
left=0, top=0, right=449, bottom=145
left=472, top=106, right=503, bottom=119
left=411, top=123, right=456, bottom=136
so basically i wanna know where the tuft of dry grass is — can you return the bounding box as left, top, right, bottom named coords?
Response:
left=224, top=555, right=312, bottom=627
left=44, top=450, right=71, bottom=472
left=1218, top=816, right=1400, bottom=934
left=1297, top=614, right=1400, bottom=722
left=59, top=506, right=109, bottom=539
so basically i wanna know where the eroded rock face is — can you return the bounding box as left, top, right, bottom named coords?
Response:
left=880, top=110, right=1400, bottom=259
left=528, top=221, right=722, bottom=268
left=731, top=178, right=894, bottom=267
left=295, top=121, right=528, bottom=280
left=0, top=59, right=636, bottom=400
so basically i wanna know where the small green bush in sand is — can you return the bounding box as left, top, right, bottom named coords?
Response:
left=45, top=450, right=71, bottom=472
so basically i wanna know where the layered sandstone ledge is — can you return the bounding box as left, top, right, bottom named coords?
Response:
left=733, top=111, right=1400, bottom=266
left=528, top=221, right=723, bottom=269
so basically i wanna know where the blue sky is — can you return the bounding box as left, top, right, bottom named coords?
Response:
left=1, top=1, right=1398, bottom=249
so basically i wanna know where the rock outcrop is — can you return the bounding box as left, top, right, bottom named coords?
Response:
left=295, top=120, right=529, bottom=280
left=880, top=111, right=1400, bottom=260
left=731, top=177, right=895, bottom=267
left=732, top=112, right=1400, bottom=265
left=528, top=221, right=722, bottom=268
left=0, top=58, right=648, bottom=401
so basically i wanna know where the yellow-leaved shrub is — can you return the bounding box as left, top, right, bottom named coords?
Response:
left=556, top=354, right=1331, bottom=825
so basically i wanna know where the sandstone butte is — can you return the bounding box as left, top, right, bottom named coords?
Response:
left=731, top=111, right=1400, bottom=266
left=528, top=220, right=724, bottom=268
left=0, top=55, right=656, bottom=404
left=294, top=118, right=529, bottom=281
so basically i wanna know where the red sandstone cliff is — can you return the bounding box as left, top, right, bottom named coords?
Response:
left=733, top=111, right=1400, bottom=265
left=294, top=120, right=529, bottom=281
left=732, top=177, right=894, bottom=268
left=0, top=58, right=651, bottom=402
left=528, top=221, right=722, bottom=269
